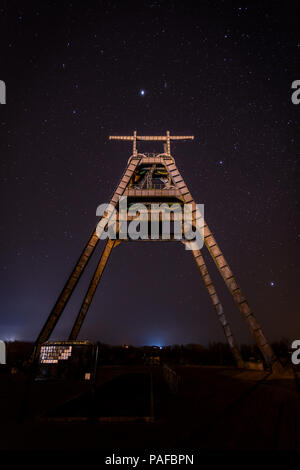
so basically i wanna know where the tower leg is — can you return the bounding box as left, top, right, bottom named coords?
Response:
left=189, top=245, right=244, bottom=368
left=166, top=158, right=280, bottom=370
left=201, top=222, right=279, bottom=369
left=69, top=239, right=116, bottom=340
left=29, top=157, right=141, bottom=364
left=35, top=230, right=99, bottom=346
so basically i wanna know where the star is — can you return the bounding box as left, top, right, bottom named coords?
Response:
left=139, top=89, right=145, bottom=96
left=270, top=281, right=275, bottom=287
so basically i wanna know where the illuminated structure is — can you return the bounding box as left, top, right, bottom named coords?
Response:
left=40, top=343, right=73, bottom=364
left=32, top=132, right=280, bottom=371
left=37, top=340, right=96, bottom=380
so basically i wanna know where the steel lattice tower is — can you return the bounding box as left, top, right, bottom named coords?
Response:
left=31, top=131, right=281, bottom=372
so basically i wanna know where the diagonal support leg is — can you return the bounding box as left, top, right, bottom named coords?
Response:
left=165, top=158, right=280, bottom=370
left=69, top=239, right=116, bottom=340
left=35, top=230, right=99, bottom=346
left=188, top=244, right=244, bottom=368
left=28, top=157, right=141, bottom=364
left=201, top=223, right=281, bottom=371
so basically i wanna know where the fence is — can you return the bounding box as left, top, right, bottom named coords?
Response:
left=162, top=363, right=180, bottom=393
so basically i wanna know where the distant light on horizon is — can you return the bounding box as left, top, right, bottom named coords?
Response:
left=0, top=329, right=21, bottom=342
left=147, top=340, right=164, bottom=348
left=2, top=336, right=17, bottom=342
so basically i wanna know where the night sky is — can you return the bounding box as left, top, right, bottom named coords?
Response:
left=0, top=1, right=299, bottom=347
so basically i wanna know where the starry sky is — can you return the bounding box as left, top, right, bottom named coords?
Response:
left=0, top=0, right=299, bottom=346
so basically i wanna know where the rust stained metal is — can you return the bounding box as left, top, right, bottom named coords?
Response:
left=69, top=239, right=116, bottom=340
